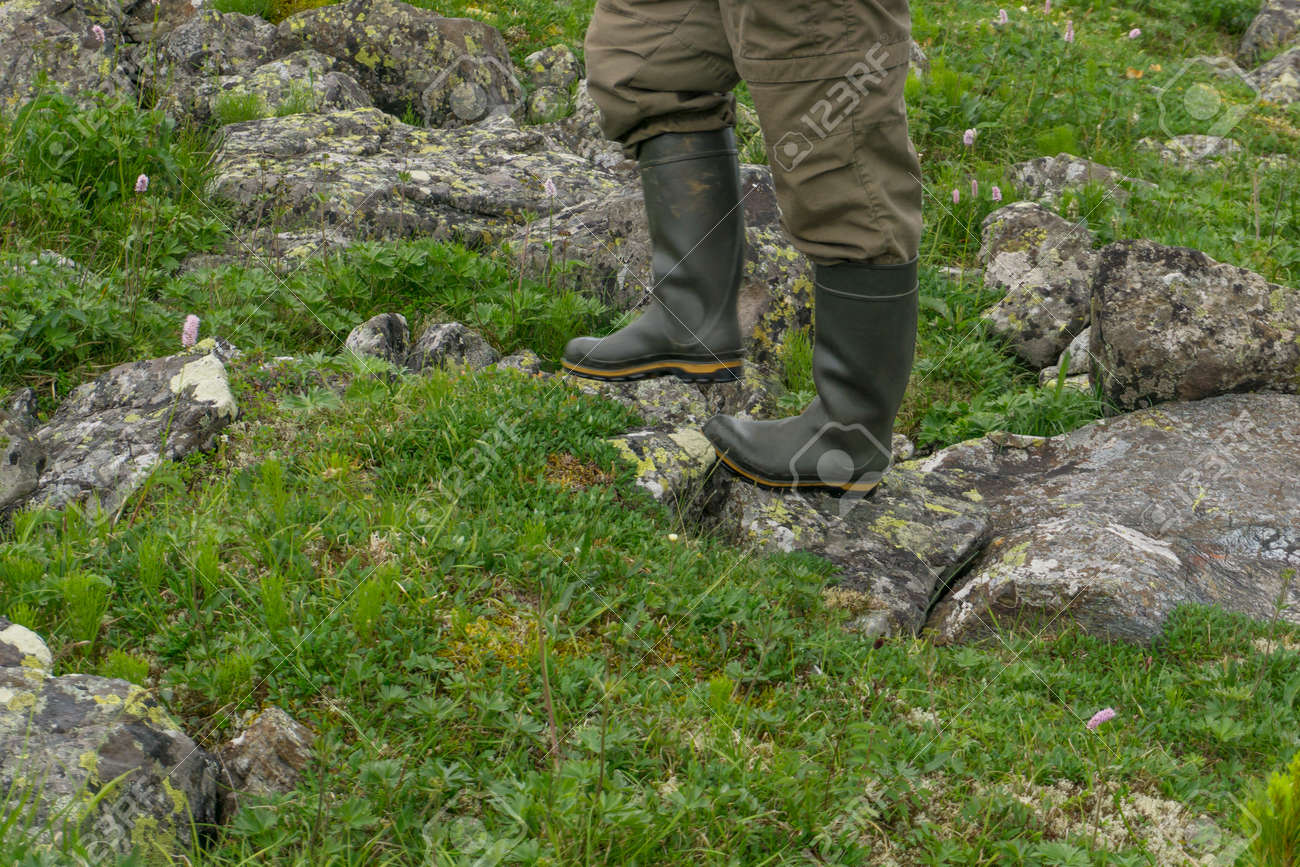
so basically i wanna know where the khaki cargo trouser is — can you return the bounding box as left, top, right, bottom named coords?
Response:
left=585, top=0, right=923, bottom=264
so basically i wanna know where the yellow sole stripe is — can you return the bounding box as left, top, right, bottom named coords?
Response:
left=562, top=358, right=741, bottom=377
left=714, top=450, right=881, bottom=494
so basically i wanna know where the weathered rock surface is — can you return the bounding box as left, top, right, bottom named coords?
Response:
left=1239, top=0, right=1300, bottom=65
left=275, top=0, right=522, bottom=126
left=1, top=410, right=46, bottom=512
left=1252, top=45, right=1300, bottom=104
left=217, top=706, right=315, bottom=822
left=709, top=451, right=990, bottom=637
left=211, top=108, right=625, bottom=246
left=4, top=388, right=40, bottom=429
left=1006, top=153, right=1151, bottom=205
left=143, top=9, right=276, bottom=115
left=536, top=81, right=626, bottom=168
left=0, top=619, right=220, bottom=859
left=926, top=393, right=1300, bottom=643
left=407, top=322, right=499, bottom=373
left=495, top=349, right=543, bottom=375
left=521, top=45, right=582, bottom=124
left=0, top=0, right=132, bottom=106
left=190, top=49, right=373, bottom=124
left=1089, top=240, right=1300, bottom=410
left=344, top=312, right=410, bottom=365
left=1137, top=135, right=1242, bottom=165
left=978, top=202, right=1096, bottom=368
left=30, top=344, right=238, bottom=511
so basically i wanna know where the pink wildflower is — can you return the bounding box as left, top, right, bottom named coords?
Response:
left=1086, top=707, right=1116, bottom=730
left=997, top=8, right=1009, bottom=24
left=134, top=173, right=149, bottom=193
left=1128, top=28, right=1141, bottom=38
left=991, top=185, right=1003, bottom=202
left=543, top=177, right=557, bottom=197
left=1044, top=0, right=1051, bottom=11
left=181, top=315, right=200, bottom=348
left=1064, top=19, right=1075, bottom=42
left=963, top=128, right=976, bottom=147
left=951, top=188, right=960, bottom=205
left=971, top=178, right=979, bottom=197
left=91, top=24, right=105, bottom=44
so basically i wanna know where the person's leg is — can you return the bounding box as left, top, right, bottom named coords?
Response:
left=705, top=0, right=923, bottom=492
left=562, top=0, right=749, bottom=382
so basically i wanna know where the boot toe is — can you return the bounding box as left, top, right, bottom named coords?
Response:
left=562, top=336, right=601, bottom=366
left=702, top=413, right=743, bottom=454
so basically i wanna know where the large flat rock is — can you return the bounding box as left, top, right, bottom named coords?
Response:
left=927, top=393, right=1300, bottom=643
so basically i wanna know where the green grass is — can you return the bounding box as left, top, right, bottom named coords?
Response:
left=2, top=0, right=1299, bottom=861
left=3, top=364, right=1298, bottom=864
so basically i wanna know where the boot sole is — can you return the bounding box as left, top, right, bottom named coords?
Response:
left=714, top=450, right=881, bottom=495
left=562, top=358, right=742, bottom=384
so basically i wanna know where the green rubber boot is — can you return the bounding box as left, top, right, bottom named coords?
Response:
left=562, top=129, right=745, bottom=382
left=704, top=258, right=918, bottom=494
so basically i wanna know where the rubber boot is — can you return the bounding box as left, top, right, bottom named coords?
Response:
left=703, top=258, right=918, bottom=494
left=562, top=129, right=745, bottom=382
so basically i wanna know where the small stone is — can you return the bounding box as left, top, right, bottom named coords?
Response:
left=344, top=313, right=410, bottom=365
left=407, top=322, right=500, bottom=373
left=1006, top=153, right=1152, bottom=206
left=525, top=85, right=571, bottom=124
left=522, top=45, right=581, bottom=90
left=495, top=350, right=543, bottom=375
left=218, top=706, right=315, bottom=822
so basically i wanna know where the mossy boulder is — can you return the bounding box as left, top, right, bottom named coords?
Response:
left=0, top=0, right=133, bottom=107
left=0, top=618, right=219, bottom=861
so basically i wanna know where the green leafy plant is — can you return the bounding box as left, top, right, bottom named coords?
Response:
left=1241, top=750, right=1300, bottom=866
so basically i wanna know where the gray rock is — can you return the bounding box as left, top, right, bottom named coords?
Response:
left=708, top=450, right=990, bottom=637
left=577, top=377, right=714, bottom=430
left=217, top=706, right=315, bottom=822
left=1252, top=46, right=1300, bottom=104
left=1137, top=135, right=1243, bottom=165
left=522, top=45, right=582, bottom=91
left=536, top=81, right=626, bottom=168
left=495, top=350, right=543, bottom=375
left=978, top=202, right=1097, bottom=369
left=525, top=85, right=572, bottom=124
left=121, top=0, right=198, bottom=43
left=926, top=393, right=1300, bottom=643
left=609, top=427, right=718, bottom=510
left=1239, top=0, right=1300, bottom=65
left=343, top=313, right=410, bottom=365
left=210, top=108, right=626, bottom=246
left=30, top=345, right=238, bottom=512
left=0, top=618, right=220, bottom=860
left=0, top=0, right=133, bottom=107
left=1058, top=326, right=1092, bottom=375
left=194, top=49, right=373, bottom=124
left=407, top=322, right=499, bottom=372
left=1089, top=240, right=1300, bottom=410
left=1006, top=152, right=1151, bottom=206
left=4, top=388, right=40, bottom=429
left=1037, top=366, right=1092, bottom=392
left=909, top=39, right=930, bottom=77
left=275, top=0, right=523, bottom=126
left=141, top=8, right=276, bottom=117
left=1, top=410, right=46, bottom=512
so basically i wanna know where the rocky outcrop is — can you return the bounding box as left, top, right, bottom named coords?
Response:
left=926, top=393, right=1300, bottom=643
left=1006, top=153, right=1151, bottom=206
left=0, top=0, right=133, bottom=106
left=142, top=9, right=277, bottom=114
left=211, top=108, right=626, bottom=247
left=1239, top=0, right=1300, bottom=65
left=1252, top=45, right=1300, bottom=104
left=978, top=202, right=1096, bottom=369
left=0, top=619, right=220, bottom=859
left=217, top=706, right=315, bottom=822
left=1089, top=240, right=1300, bottom=410
left=710, top=454, right=989, bottom=637
left=189, top=49, right=373, bottom=124
left=30, top=343, right=238, bottom=512
left=274, top=0, right=522, bottom=126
